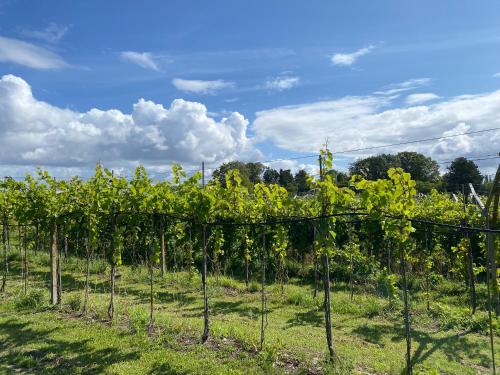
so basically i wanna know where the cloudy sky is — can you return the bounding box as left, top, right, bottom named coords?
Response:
left=0, top=0, right=499, bottom=179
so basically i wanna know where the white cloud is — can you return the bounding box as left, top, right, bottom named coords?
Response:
left=0, top=36, right=68, bottom=69
left=331, top=45, right=375, bottom=66
left=405, top=93, right=440, bottom=105
left=494, top=72, right=500, bottom=78
left=264, top=75, right=299, bottom=91
left=253, top=89, right=500, bottom=171
left=172, top=78, right=234, bottom=94
left=0, top=74, right=259, bottom=176
left=120, top=51, right=159, bottom=71
left=20, top=23, right=69, bottom=43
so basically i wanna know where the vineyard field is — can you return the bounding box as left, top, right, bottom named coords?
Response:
left=0, top=248, right=497, bottom=375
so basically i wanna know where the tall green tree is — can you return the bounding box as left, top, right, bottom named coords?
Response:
left=443, top=157, right=483, bottom=192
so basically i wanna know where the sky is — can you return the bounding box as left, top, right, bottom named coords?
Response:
left=0, top=0, right=499, bottom=180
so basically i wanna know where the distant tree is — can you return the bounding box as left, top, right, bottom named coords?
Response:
left=326, top=169, right=350, bottom=185
left=396, top=152, right=440, bottom=183
left=443, top=157, right=483, bottom=192
left=349, top=154, right=397, bottom=180
left=279, top=169, right=297, bottom=194
left=212, top=161, right=265, bottom=188
left=278, top=169, right=294, bottom=187
left=294, top=170, right=311, bottom=194
left=263, top=168, right=280, bottom=184
left=349, top=152, right=442, bottom=192
left=246, top=162, right=265, bottom=184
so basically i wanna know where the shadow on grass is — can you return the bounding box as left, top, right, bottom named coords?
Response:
left=181, top=300, right=263, bottom=320
left=286, top=308, right=323, bottom=328
left=0, top=318, right=140, bottom=374
left=156, top=291, right=197, bottom=306
left=148, top=362, right=189, bottom=375
left=352, top=322, right=491, bottom=371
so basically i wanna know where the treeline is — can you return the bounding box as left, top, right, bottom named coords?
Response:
left=213, top=152, right=486, bottom=194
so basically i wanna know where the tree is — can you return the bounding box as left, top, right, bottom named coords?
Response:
left=397, top=152, right=440, bottom=183
left=278, top=169, right=297, bottom=194
left=350, top=152, right=441, bottom=192
left=443, top=157, right=483, bottom=192
left=349, top=154, right=398, bottom=180
left=263, top=168, right=279, bottom=184
left=212, top=161, right=265, bottom=188
left=294, top=170, right=310, bottom=194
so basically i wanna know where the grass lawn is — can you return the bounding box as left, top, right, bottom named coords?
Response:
left=0, top=251, right=498, bottom=374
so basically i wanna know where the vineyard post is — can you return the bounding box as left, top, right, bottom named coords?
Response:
left=1, top=214, right=8, bottom=294
left=462, top=184, right=476, bottom=313
left=1, top=178, right=9, bottom=294
left=34, top=220, right=39, bottom=256
left=56, top=222, right=62, bottom=308
left=260, top=228, right=267, bottom=350
left=82, top=219, right=90, bottom=315
left=485, top=206, right=497, bottom=375
left=160, top=215, right=166, bottom=276
left=400, top=227, right=412, bottom=375
left=313, top=225, right=318, bottom=299
left=108, top=170, right=117, bottom=322
left=319, top=154, right=334, bottom=365
left=49, top=178, right=58, bottom=305
left=201, top=161, right=210, bottom=343
left=22, top=225, right=28, bottom=295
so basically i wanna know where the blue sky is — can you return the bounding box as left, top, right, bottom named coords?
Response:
left=0, top=0, right=499, bottom=178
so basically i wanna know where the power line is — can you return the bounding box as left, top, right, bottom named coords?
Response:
left=331, top=127, right=500, bottom=155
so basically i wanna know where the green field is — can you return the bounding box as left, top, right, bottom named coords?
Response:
left=0, top=251, right=498, bottom=374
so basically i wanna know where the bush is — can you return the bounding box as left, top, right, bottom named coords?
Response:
left=15, top=289, right=45, bottom=310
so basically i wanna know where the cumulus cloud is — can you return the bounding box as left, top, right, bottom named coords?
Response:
left=0, top=74, right=259, bottom=176
left=264, top=75, right=299, bottom=91
left=120, top=51, right=159, bottom=71
left=20, top=22, right=69, bottom=43
left=0, top=36, right=68, bottom=69
left=331, top=45, right=375, bottom=66
left=253, top=89, right=500, bottom=171
left=405, top=93, right=440, bottom=105
left=172, top=78, right=234, bottom=94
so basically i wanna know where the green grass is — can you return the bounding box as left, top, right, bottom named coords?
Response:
left=0, top=251, right=498, bottom=374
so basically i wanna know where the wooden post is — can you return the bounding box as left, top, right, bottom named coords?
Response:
left=160, top=216, right=166, bottom=276
left=319, top=154, right=334, bottom=365
left=260, top=229, right=267, bottom=350
left=400, top=232, right=412, bottom=375
left=1, top=215, right=8, bottom=294
left=49, top=218, right=58, bottom=305
left=201, top=163, right=210, bottom=343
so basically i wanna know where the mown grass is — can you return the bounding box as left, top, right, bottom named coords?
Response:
left=0, top=250, right=498, bottom=374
